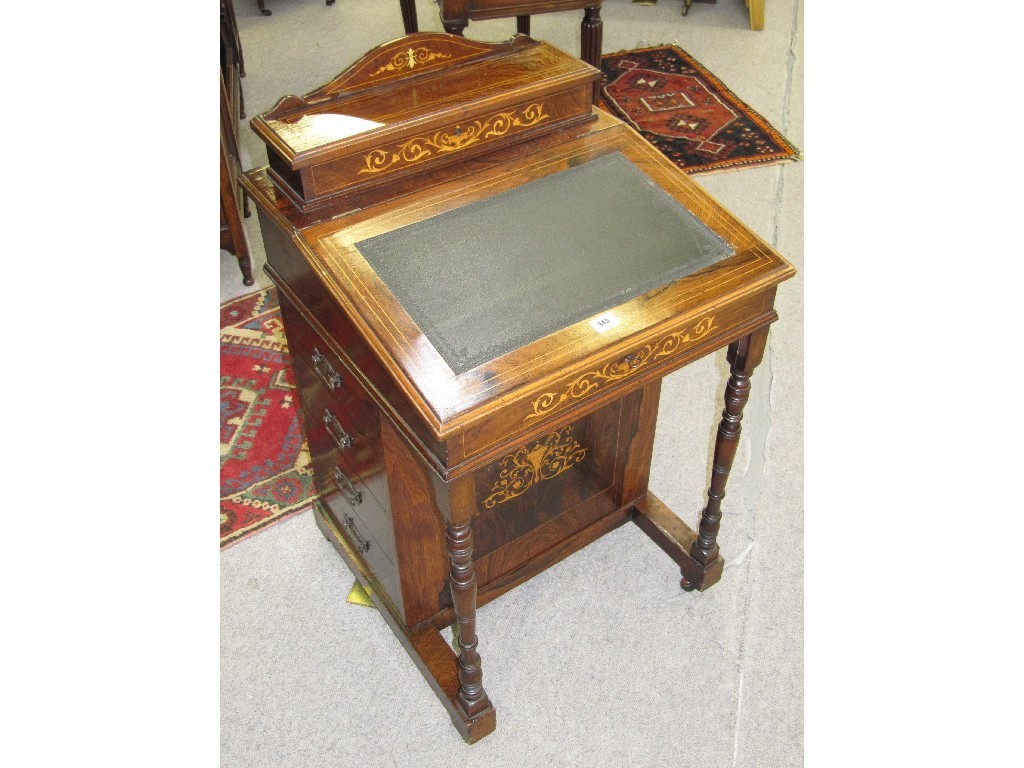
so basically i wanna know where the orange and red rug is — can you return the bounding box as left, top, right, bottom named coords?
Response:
left=598, top=44, right=799, bottom=174
left=220, top=288, right=315, bottom=548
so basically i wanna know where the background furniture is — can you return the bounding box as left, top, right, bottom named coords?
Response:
left=401, top=1, right=603, bottom=102
left=242, top=33, right=794, bottom=742
left=220, top=0, right=254, bottom=285
left=256, top=0, right=335, bottom=16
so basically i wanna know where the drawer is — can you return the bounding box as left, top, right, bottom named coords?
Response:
left=292, top=352, right=397, bottom=564
left=316, top=461, right=403, bottom=612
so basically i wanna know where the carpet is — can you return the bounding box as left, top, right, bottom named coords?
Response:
left=598, top=44, right=799, bottom=174
left=221, top=287, right=316, bottom=549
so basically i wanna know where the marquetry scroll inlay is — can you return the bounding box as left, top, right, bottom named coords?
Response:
left=482, top=426, right=587, bottom=508
left=357, top=104, right=550, bottom=175
left=370, top=47, right=452, bottom=77
left=526, top=317, right=719, bottom=421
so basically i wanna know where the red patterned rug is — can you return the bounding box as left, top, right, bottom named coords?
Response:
left=220, top=287, right=315, bottom=548
left=598, top=45, right=799, bottom=174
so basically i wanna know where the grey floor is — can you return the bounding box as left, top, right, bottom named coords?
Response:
left=221, top=1, right=803, bottom=765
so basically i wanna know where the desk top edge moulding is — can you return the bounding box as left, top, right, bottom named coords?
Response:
left=240, top=33, right=795, bottom=743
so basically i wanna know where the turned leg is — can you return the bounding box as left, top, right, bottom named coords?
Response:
left=443, top=20, right=467, bottom=35
left=682, top=327, right=769, bottom=587
left=445, top=521, right=491, bottom=718
left=257, top=0, right=270, bottom=16
left=581, top=6, right=603, bottom=104
left=399, top=0, right=418, bottom=34
left=516, top=15, right=530, bottom=35
left=238, top=252, right=255, bottom=286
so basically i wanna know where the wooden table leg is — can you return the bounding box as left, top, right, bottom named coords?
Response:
left=445, top=520, right=493, bottom=722
left=516, top=15, right=530, bottom=35
left=685, top=326, right=768, bottom=584
left=633, top=325, right=770, bottom=592
left=581, top=5, right=603, bottom=104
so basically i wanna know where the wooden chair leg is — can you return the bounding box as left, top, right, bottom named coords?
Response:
left=257, top=0, right=271, bottom=16
left=400, top=0, right=418, bottom=33
left=581, top=5, right=603, bottom=104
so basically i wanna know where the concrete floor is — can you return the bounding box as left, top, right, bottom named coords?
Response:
left=221, top=1, right=803, bottom=765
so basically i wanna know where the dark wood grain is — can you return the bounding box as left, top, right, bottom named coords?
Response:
left=380, top=417, right=451, bottom=627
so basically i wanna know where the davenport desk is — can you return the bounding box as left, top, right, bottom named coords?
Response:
left=241, top=33, right=795, bottom=743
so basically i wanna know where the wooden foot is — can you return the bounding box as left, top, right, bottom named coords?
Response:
left=516, top=15, right=530, bottom=36
left=313, top=504, right=496, bottom=743
left=633, top=492, right=724, bottom=592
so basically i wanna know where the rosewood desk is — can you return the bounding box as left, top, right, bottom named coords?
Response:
left=241, top=33, right=794, bottom=743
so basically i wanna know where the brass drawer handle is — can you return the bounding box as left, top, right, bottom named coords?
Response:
left=323, top=409, right=353, bottom=451
left=331, top=467, right=363, bottom=507
left=341, top=513, right=371, bottom=553
left=311, top=347, right=343, bottom=391
left=624, top=352, right=643, bottom=369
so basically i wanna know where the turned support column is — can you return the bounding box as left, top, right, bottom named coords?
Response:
left=399, top=0, right=418, bottom=33
left=445, top=521, right=491, bottom=718
left=688, top=327, right=770, bottom=571
left=581, top=5, right=603, bottom=104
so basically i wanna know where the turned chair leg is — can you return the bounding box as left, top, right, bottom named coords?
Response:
left=445, top=521, right=491, bottom=718
left=683, top=327, right=769, bottom=588
left=399, top=0, right=418, bottom=33
left=581, top=5, right=603, bottom=104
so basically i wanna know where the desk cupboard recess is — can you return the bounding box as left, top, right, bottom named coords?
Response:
left=241, top=33, right=795, bottom=743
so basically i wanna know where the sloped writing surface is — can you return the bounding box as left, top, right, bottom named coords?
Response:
left=354, top=151, right=734, bottom=375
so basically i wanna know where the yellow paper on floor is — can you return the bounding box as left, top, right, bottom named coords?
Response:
left=346, top=580, right=376, bottom=607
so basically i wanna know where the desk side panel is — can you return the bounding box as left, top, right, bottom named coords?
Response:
left=257, top=208, right=449, bottom=470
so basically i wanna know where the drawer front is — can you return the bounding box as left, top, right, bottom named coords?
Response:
left=291, top=352, right=397, bottom=564
left=307, top=90, right=593, bottom=201
left=280, top=299, right=404, bottom=612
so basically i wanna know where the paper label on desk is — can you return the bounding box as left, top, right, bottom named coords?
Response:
left=589, top=312, right=621, bottom=333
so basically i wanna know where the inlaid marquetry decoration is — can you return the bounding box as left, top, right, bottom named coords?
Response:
left=526, top=317, right=719, bottom=421
left=358, top=104, right=550, bottom=175
left=483, top=427, right=588, bottom=508
left=370, top=47, right=452, bottom=77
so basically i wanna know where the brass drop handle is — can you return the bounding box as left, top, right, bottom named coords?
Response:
left=311, top=348, right=343, bottom=391
left=331, top=467, right=363, bottom=507
left=342, top=513, right=371, bottom=553
left=323, top=409, right=353, bottom=451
